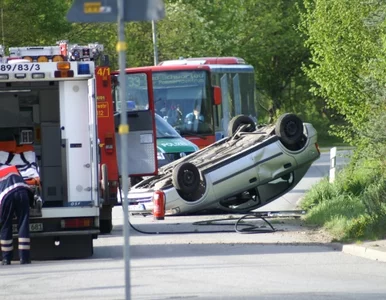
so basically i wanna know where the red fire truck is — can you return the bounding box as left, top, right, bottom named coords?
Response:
left=56, top=41, right=159, bottom=234
left=94, top=64, right=120, bottom=233
left=54, top=41, right=121, bottom=234
left=82, top=43, right=159, bottom=233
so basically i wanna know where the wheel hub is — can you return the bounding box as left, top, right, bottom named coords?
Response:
left=285, top=121, right=297, bottom=136
left=183, top=170, right=195, bottom=186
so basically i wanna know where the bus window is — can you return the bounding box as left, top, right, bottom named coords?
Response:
left=152, top=70, right=213, bottom=136
left=211, top=67, right=256, bottom=138
left=233, top=74, right=241, bottom=116
left=113, top=73, right=150, bottom=113
left=239, top=72, right=257, bottom=121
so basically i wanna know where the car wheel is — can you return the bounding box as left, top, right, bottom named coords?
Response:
left=172, top=162, right=200, bottom=194
left=228, top=115, right=256, bottom=136
left=275, top=113, right=303, bottom=146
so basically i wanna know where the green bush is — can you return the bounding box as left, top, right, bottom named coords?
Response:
left=300, top=149, right=386, bottom=242
left=304, top=194, right=366, bottom=225
left=300, top=177, right=340, bottom=210
left=343, top=213, right=386, bottom=241
left=361, top=178, right=386, bottom=215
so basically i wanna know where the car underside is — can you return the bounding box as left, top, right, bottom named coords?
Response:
left=128, top=113, right=320, bottom=215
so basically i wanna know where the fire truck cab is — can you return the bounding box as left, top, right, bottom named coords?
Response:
left=0, top=42, right=105, bottom=259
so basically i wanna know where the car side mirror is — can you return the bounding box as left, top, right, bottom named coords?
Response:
left=213, top=86, right=222, bottom=105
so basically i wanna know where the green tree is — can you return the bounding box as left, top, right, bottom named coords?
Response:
left=161, top=0, right=314, bottom=123
left=299, top=0, right=385, bottom=144
left=0, top=0, right=72, bottom=47
left=0, top=0, right=321, bottom=129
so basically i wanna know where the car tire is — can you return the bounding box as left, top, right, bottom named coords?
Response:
left=172, top=162, right=200, bottom=194
left=228, top=115, right=256, bottom=136
left=275, top=113, right=303, bottom=146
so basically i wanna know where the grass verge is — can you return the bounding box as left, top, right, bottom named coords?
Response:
left=299, top=157, right=386, bottom=243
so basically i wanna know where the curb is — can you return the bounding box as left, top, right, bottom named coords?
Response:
left=325, top=242, right=386, bottom=263
left=342, top=244, right=386, bottom=263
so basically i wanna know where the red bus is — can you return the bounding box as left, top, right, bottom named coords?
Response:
left=117, top=57, right=256, bottom=148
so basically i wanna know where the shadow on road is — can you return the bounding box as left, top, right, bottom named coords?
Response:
left=143, top=293, right=386, bottom=300
left=92, top=241, right=338, bottom=260
left=100, top=215, right=313, bottom=238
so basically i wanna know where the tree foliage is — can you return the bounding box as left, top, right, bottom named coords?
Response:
left=299, top=0, right=386, bottom=145
left=5, top=0, right=383, bottom=147
left=160, top=0, right=313, bottom=121
left=1, top=0, right=72, bottom=46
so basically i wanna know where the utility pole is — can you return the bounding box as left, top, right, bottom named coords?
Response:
left=117, top=0, right=131, bottom=299
left=1, top=8, right=5, bottom=47
left=152, top=20, right=159, bottom=65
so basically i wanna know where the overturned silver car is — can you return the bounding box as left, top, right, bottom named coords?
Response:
left=127, top=113, right=320, bottom=215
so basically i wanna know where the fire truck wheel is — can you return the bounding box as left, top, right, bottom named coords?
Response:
left=228, top=115, right=256, bottom=136
left=172, top=162, right=200, bottom=194
left=275, top=113, right=303, bottom=146
left=100, top=219, right=113, bottom=234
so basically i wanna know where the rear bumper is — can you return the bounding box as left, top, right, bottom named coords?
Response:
left=32, top=207, right=100, bottom=219
left=12, top=208, right=101, bottom=239
left=27, top=229, right=99, bottom=238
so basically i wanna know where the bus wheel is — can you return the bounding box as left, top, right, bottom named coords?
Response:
left=172, top=162, right=200, bottom=194
left=275, top=113, right=303, bottom=146
left=228, top=115, right=256, bottom=136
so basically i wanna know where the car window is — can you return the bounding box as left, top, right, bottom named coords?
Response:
left=256, top=172, right=294, bottom=204
left=155, top=114, right=180, bottom=139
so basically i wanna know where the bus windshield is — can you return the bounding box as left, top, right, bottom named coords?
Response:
left=152, top=70, right=214, bottom=136
left=157, top=58, right=257, bottom=143
left=154, top=113, right=180, bottom=138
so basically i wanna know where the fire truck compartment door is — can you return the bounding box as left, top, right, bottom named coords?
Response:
left=114, top=71, right=157, bottom=176
left=59, top=80, right=97, bottom=206
left=88, top=78, right=99, bottom=205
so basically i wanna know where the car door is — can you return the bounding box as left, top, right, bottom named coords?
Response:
left=113, top=70, right=158, bottom=177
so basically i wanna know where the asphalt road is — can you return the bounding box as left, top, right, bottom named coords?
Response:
left=2, top=211, right=386, bottom=300
left=4, top=150, right=378, bottom=300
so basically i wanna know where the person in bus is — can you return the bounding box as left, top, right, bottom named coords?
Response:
left=0, top=164, right=33, bottom=265
left=185, top=105, right=204, bottom=125
left=167, top=102, right=183, bottom=126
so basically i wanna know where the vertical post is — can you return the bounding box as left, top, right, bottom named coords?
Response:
left=117, top=0, right=131, bottom=299
left=1, top=8, right=4, bottom=46
left=152, top=20, right=159, bottom=65
left=329, top=147, right=337, bottom=183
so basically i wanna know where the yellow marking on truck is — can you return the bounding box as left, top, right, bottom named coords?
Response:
left=97, top=102, right=109, bottom=118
